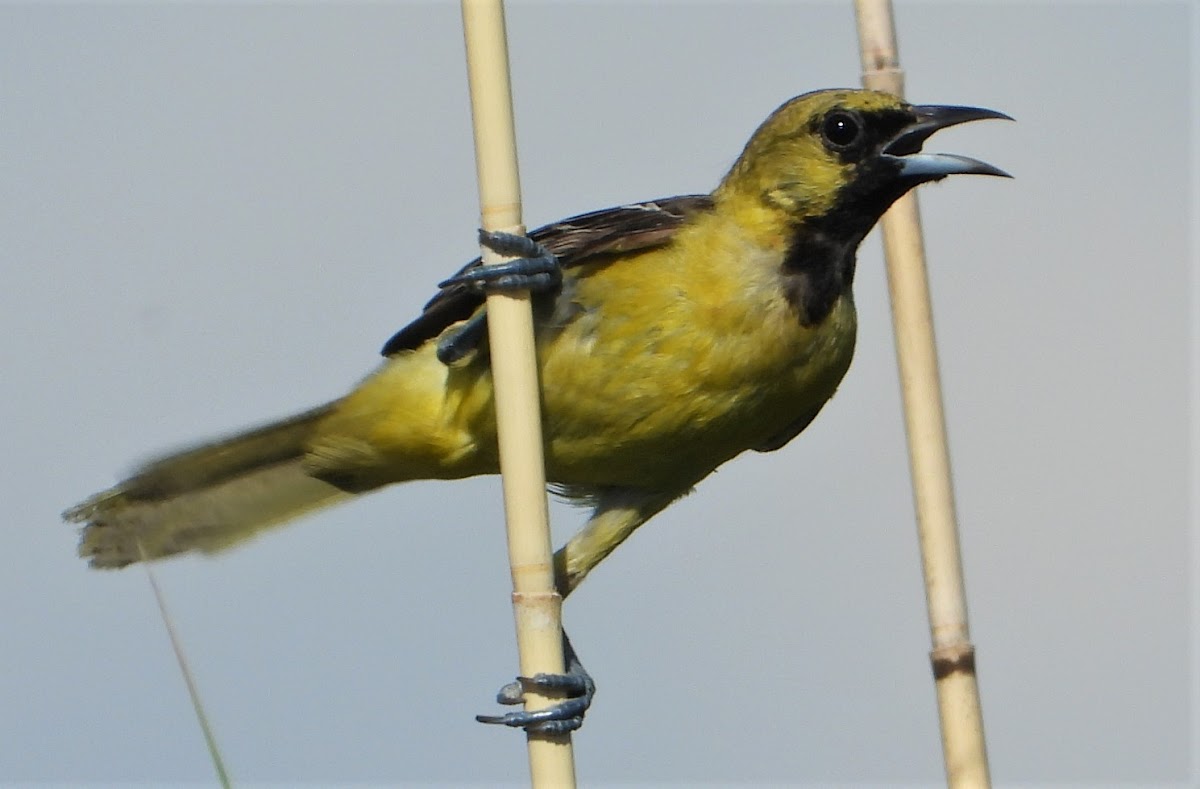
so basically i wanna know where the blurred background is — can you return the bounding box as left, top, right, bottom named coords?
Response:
left=2, top=2, right=1193, bottom=786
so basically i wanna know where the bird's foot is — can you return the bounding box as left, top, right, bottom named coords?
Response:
left=439, top=230, right=562, bottom=294
left=434, top=231, right=562, bottom=365
left=476, top=636, right=595, bottom=736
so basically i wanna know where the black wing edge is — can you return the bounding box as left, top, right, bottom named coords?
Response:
left=380, top=195, right=714, bottom=357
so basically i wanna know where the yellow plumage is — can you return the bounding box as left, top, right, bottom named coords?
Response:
left=66, top=88, right=1008, bottom=599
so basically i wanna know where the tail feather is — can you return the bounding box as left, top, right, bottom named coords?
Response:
left=65, top=403, right=351, bottom=568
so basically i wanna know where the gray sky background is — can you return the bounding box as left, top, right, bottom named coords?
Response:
left=2, top=2, right=1194, bottom=786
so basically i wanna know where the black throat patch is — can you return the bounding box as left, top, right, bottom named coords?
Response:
left=780, top=228, right=858, bottom=326
left=780, top=150, right=908, bottom=326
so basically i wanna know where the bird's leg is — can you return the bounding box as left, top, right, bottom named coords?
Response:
left=435, top=231, right=562, bottom=365
left=476, top=487, right=684, bottom=733
left=475, top=630, right=595, bottom=736
left=554, top=486, right=683, bottom=598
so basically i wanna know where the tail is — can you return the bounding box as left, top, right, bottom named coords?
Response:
left=65, top=402, right=353, bottom=568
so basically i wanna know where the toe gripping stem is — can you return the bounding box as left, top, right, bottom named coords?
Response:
left=435, top=230, right=562, bottom=365
left=476, top=631, right=595, bottom=736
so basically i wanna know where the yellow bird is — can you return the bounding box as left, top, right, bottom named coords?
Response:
left=65, top=88, right=1008, bottom=732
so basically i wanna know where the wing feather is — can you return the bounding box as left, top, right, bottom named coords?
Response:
left=381, top=195, right=713, bottom=356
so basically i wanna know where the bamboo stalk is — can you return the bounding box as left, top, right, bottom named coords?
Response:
left=459, top=1, right=576, bottom=785
left=852, top=2, right=992, bottom=786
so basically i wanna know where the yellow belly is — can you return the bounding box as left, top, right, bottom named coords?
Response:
left=538, top=275, right=856, bottom=490
left=312, top=229, right=857, bottom=493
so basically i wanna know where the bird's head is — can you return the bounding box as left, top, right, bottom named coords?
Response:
left=718, top=89, right=1010, bottom=238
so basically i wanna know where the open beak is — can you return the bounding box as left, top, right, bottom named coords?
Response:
left=882, top=104, right=1013, bottom=181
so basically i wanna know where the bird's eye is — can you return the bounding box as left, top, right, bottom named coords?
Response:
left=821, top=111, right=863, bottom=150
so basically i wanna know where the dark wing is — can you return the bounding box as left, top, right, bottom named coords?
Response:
left=381, top=194, right=714, bottom=356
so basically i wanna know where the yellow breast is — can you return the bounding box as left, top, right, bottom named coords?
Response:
left=534, top=220, right=857, bottom=490
left=316, top=215, right=858, bottom=493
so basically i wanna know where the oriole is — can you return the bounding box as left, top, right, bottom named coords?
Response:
left=65, top=88, right=1009, bottom=732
